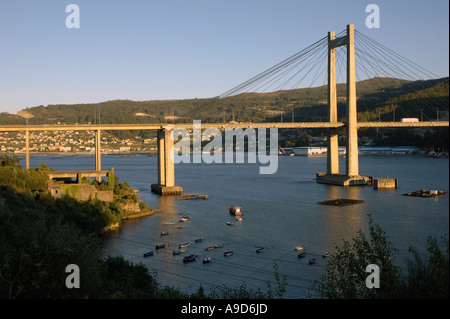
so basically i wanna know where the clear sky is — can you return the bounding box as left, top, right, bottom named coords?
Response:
left=0, top=0, right=448, bottom=114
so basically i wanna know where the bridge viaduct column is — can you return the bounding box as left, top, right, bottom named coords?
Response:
left=346, top=24, right=359, bottom=177
left=151, top=129, right=183, bottom=195
left=95, top=129, right=101, bottom=181
left=327, top=30, right=339, bottom=175
left=25, top=130, right=30, bottom=170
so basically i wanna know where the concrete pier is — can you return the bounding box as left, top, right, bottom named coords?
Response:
left=373, top=178, right=398, bottom=189
left=151, top=129, right=183, bottom=196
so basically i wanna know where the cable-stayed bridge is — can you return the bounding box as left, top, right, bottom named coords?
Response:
left=1, top=24, right=448, bottom=192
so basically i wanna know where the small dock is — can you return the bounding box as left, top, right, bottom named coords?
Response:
left=403, top=189, right=447, bottom=198
left=178, top=193, right=209, bottom=200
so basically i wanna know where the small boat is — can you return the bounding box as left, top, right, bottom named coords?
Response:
left=309, top=258, right=317, bottom=265
left=227, top=222, right=234, bottom=226
left=235, top=217, right=242, bottom=221
left=294, top=246, right=306, bottom=251
left=256, top=247, right=264, bottom=253
left=182, top=216, right=191, bottom=220
left=205, top=246, right=214, bottom=251
left=179, top=242, right=191, bottom=248
left=214, top=244, right=224, bottom=248
left=229, top=205, right=243, bottom=215
left=224, top=250, right=233, bottom=256
left=179, top=212, right=189, bottom=215
left=194, top=238, right=205, bottom=243
left=203, top=257, right=212, bottom=264
left=177, top=226, right=184, bottom=229
left=298, top=252, right=306, bottom=258
left=155, top=244, right=166, bottom=250
left=173, top=250, right=184, bottom=255
left=160, top=231, right=169, bottom=236
left=183, top=254, right=197, bottom=263
left=164, top=222, right=175, bottom=225
left=143, top=251, right=154, bottom=257
left=322, top=252, right=330, bottom=258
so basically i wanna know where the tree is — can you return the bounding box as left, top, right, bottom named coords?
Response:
left=312, top=215, right=402, bottom=298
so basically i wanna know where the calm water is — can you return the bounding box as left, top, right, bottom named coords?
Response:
left=25, top=154, right=449, bottom=298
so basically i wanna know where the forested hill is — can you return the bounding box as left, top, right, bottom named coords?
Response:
left=1, top=76, right=448, bottom=127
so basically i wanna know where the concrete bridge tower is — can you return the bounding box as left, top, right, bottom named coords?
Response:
left=316, top=24, right=372, bottom=186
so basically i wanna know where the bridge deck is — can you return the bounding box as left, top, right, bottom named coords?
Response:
left=0, top=121, right=448, bottom=132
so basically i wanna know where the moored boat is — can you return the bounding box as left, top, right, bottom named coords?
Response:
left=203, top=257, right=212, bottom=264
left=205, top=246, right=213, bottom=251
left=322, top=252, right=330, bottom=258
left=179, top=242, right=191, bottom=248
left=224, top=250, right=233, bottom=256
left=227, top=222, right=234, bottom=226
left=194, top=238, right=205, bottom=243
left=143, top=251, right=154, bottom=257
left=183, top=254, right=197, bottom=263
left=214, top=243, right=224, bottom=248
left=298, top=252, right=306, bottom=258
left=229, top=205, right=243, bottom=215
left=160, top=231, right=169, bottom=236
left=294, top=245, right=306, bottom=251
left=309, top=258, right=316, bottom=265
left=155, top=244, right=166, bottom=250
left=173, top=250, right=184, bottom=255
left=256, top=247, right=264, bottom=253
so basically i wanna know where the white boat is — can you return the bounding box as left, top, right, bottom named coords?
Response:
left=294, top=246, right=306, bottom=251
left=229, top=205, right=243, bottom=215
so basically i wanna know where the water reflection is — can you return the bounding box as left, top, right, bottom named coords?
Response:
left=322, top=185, right=366, bottom=249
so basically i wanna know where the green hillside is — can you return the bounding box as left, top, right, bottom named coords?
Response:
left=1, top=77, right=448, bottom=129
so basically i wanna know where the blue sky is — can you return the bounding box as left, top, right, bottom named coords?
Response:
left=0, top=0, right=448, bottom=113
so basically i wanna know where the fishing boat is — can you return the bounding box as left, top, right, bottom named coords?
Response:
left=309, top=258, right=317, bottom=265
left=183, top=254, right=197, bottom=263
left=160, top=231, right=169, bottom=236
left=173, top=250, right=184, bottom=255
left=202, top=257, right=212, bottom=264
left=224, top=250, right=233, bottom=256
left=294, top=246, right=306, bottom=251
left=298, top=252, right=306, bottom=258
left=179, top=242, right=191, bottom=248
left=229, top=205, right=243, bottom=215
left=143, top=251, right=154, bottom=257
left=155, top=244, right=166, bottom=250
left=256, top=247, right=264, bottom=253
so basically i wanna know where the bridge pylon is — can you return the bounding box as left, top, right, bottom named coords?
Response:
left=316, top=24, right=372, bottom=186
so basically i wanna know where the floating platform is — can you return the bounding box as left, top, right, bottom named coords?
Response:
left=403, top=189, right=447, bottom=198
left=179, top=193, right=208, bottom=200
left=151, top=184, right=183, bottom=196
left=318, top=198, right=364, bottom=206
left=316, top=173, right=373, bottom=186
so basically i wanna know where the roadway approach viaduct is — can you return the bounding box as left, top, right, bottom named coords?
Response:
left=1, top=120, right=448, bottom=195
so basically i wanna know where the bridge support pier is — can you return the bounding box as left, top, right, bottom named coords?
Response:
left=95, top=129, right=102, bottom=182
left=317, top=24, right=371, bottom=186
left=151, top=129, right=183, bottom=195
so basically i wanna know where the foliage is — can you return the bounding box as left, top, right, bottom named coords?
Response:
left=312, top=216, right=449, bottom=299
